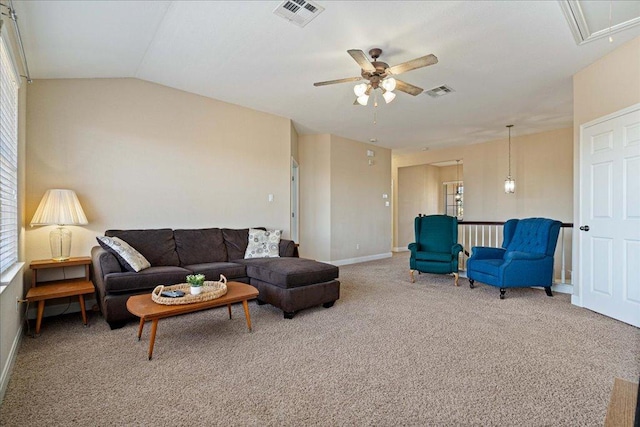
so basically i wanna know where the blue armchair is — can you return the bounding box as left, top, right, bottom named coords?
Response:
left=408, top=215, right=463, bottom=285
left=467, top=217, right=562, bottom=299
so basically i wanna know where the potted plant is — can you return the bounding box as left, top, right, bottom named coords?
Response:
left=186, top=274, right=206, bottom=295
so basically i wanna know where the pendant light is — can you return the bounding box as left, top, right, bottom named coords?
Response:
left=455, top=160, right=462, bottom=201
left=504, top=125, right=515, bottom=194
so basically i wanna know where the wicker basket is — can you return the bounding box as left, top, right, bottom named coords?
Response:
left=151, top=275, right=228, bottom=305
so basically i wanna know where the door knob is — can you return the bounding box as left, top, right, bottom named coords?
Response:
left=579, top=225, right=590, bottom=231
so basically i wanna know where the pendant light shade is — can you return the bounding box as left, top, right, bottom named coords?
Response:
left=381, top=77, right=396, bottom=92
left=382, top=91, right=396, bottom=104
left=354, top=83, right=368, bottom=97
left=455, top=159, right=462, bottom=201
left=504, top=125, right=515, bottom=194
left=504, top=177, right=515, bottom=193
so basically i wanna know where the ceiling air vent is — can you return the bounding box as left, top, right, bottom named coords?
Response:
left=273, top=0, right=325, bottom=28
left=426, top=85, right=455, bottom=98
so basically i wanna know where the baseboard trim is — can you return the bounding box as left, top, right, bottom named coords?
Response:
left=393, top=247, right=409, bottom=253
left=0, top=324, right=23, bottom=404
left=330, top=253, right=393, bottom=266
left=571, top=294, right=583, bottom=306
left=551, top=283, right=573, bottom=295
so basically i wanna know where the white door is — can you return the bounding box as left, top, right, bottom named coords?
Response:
left=579, top=104, right=640, bottom=327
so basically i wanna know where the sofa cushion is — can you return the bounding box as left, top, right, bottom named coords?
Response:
left=103, top=266, right=191, bottom=294
left=96, top=236, right=151, bottom=272
left=174, top=228, right=227, bottom=266
left=466, top=258, right=503, bottom=278
left=414, top=251, right=452, bottom=263
left=245, top=228, right=281, bottom=258
left=106, top=229, right=180, bottom=267
left=183, top=262, right=247, bottom=281
left=236, top=258, right=339, bottom=289
left=222, top=228, right=250, bottom=261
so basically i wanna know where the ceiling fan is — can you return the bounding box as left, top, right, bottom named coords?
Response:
left=313, top=48, right=438, bottom=106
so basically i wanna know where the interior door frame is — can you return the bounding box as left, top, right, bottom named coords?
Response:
left=572, top=102, right=640, bottom=308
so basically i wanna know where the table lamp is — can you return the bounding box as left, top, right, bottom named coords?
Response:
left=30, top=189, right=88, bottom=261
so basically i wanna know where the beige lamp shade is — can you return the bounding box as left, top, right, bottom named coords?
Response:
left=30, top=189, right=88, bottom=260
left=30, top=189, right=88, bottom=226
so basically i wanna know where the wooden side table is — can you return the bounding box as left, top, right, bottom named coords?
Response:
left=27, top=256, right=95, bottom=335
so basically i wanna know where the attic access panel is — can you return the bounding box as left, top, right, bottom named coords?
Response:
left=559, top=0, right=640, bottom=44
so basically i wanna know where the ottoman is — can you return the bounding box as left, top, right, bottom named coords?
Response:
left=236, top=258, right=340, bottom=318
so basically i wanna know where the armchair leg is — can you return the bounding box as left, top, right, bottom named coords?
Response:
left=544, top=287, right=553, bottom=297
left=499, top=288, right=506, bottom=299
left=453, top=273, right=459, bottom=286
left=409, top=270, right=415, bottom=283
left=469, top=279, right=475, bottom=289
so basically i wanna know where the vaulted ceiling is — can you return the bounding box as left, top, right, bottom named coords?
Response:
left=11, top=1, right=640, bottom=153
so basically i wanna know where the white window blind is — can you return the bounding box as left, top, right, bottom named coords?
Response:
left=0, top=33, right=19, bottom=275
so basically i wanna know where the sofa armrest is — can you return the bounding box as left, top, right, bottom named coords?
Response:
left=279, top=239, right=299, bottom=257
left=469, top=246, right=505, bottom=260
left=91, top=246, right=123, bottom=296
left=91, top=246, right=122, bottom=275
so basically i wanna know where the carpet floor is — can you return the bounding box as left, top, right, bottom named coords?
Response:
left=1, top=253, right=638, bottom=426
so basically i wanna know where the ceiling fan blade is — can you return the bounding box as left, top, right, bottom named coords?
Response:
left=388, top=54, right=438, bottom=75
left=314, top=76, right=362, bottom=87
left=347, top=49, right=376, bottom=73
left=395, top=79, right=424, bottom=96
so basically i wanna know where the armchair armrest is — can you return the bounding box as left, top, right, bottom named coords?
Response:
left=408, top=242, right=419, bottom=254
left=504, top=251, right=545, bottom=261
left=451, top=243, right=463, bottom=255
left=469, top=246, right=505, bottom=260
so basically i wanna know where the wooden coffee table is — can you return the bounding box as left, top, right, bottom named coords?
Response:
left=126, top=281, right=259, bottom=360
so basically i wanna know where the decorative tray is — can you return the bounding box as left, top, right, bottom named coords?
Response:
left=151, top=275, right=227, bottom=305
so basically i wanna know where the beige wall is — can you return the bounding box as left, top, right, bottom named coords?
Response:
left=393, top=127, right=573, bottom=249
left=299, top=134, right=331, bottom=261
left=573, top=36, right=640, bottom=127
left=299, top=134, right=391, bottom=263
left=397, top=164, right=440, bottom=248
left=290, top=123, right=299, bottom=163
left=25, top=78, right=294, bottom=264
left=330, top=135, right=392, bottom=262
left=572, top=36, right=640, bottom=297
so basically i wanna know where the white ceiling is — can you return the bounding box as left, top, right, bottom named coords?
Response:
left=11, top=1, right=640, bottom=154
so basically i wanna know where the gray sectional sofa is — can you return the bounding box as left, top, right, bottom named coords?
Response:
left=91, top=228, right=340, bottom=328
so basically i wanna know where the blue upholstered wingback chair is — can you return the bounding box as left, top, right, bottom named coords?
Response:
left=408, top=215, right=463, bottom=285
left=467, top=217, right=562, bottom=299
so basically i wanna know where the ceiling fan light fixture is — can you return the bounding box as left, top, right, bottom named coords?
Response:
left=357, top=94, right=369, bottom=106
left=381, top=77, right=396, bottom=92
left=382, top=91, right=396, bottom=104
left=354, top=83, right=368, bottom=97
